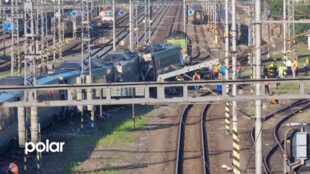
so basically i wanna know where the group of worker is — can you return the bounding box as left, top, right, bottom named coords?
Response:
left=265, top=58, right=309, bottom=79
left=175, top=61, right=242, bottom=94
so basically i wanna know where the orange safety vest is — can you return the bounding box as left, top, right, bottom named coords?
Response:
left=193, top=74, right=200, bottom=80
left=270, top=99, right=276, bottom=104
left=265, top=83, right=269, bottom=86
left=238, top=62, right=242, bottom=70
left=9, top=162, right=18, bottom=174
left=207, top=24, right=210, bottom=28
left=292, top=62, right=297, bottom=70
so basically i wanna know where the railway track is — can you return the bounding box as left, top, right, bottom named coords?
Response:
left=0, top=7, right=144, bottom=72
left=250, top=99, right=310, bottom=173
left=175, top=104, right=210, bottom=174
left=96, top=5, right=168, bottom=57
left=264, top=101, right=310, bottom=173
left=168, top=5, right=180, bottom=35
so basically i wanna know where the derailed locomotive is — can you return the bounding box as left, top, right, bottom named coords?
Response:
left=0, top=43, right=184, bottom=155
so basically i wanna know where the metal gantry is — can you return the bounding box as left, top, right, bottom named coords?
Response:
left=81, top=0, right=92, bottom=76
left=23, top=0, right=39, bottom=144
left=10, top=0, right=21, bottom=76
left=1, top=79, right=310, bottom=108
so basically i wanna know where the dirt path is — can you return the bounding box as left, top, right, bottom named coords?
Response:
left=126, top=104, right=183, bottom=174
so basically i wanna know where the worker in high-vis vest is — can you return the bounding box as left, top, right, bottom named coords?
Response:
left=193, top=72, right=201, bottom=93
left=292, top=60, right=297, bottom=78
left=175, top=75, right=184, bottom=96
left=278, top=64, right=286, bottom=78
left=268, top=62, right=275, bottom=78
left=294, top=59, right=299, bottom=76
left=176, top=75, right=184, bottom=82
left=7, top=162, right=18, bottom=174
left=265, top=76, right=270, bottom=95
left=213, top=64, right=219, bottom=79
left=270, top=99, right=278, bottom=104
left=237, top=61, right=242, bottom=78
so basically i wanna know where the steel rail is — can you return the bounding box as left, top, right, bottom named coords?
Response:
left=175, top=104, right=191, bottom=174
left=264, top=103, right=310, bottom=172
left=201, top=104, right=211, bottom=174
left=97, top=6, right=167, bottom=58
left=250, top=99, right=308, bottom=173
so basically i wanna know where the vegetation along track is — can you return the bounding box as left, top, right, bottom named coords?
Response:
left=175, top=104, right=210, bottom=174
left=250, top=99, right=310, bottom=173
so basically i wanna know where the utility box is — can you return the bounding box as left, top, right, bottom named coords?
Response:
left=296, top=133, right=308, bottom=159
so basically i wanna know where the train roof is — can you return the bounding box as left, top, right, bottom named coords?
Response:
left=0, top=91, right=22, bottom=103
left=152, top=43, right=175, bottom=52
left=167, top=31, right=187, bottom=39
left=0, top=76, right=24, bottom=86
left=0, top=76, right=23, bottom=103
left=36, top=70, right=81, bottom=85
left=58, top=62, right=81, bottom=71
left=57, top=59, right=107, bottom=71
left=105, top=51, right=139, bottom=62
left=138, top=43, right=177, bottom=54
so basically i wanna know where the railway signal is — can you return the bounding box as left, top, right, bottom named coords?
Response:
left=71, top=10, right=77, bottom=17
left=119, top=10, right=125, bottom=16
left=188, top=9, right=194, bottom=16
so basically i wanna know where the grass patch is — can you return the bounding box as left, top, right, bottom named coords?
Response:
left=70, top=135, right=100, bottom=171
left=269, top=50, right=310, bottom=59
left=0, top=70, right=10, bottom=79
left=69, top=106, right=153, bottom=173
left=98, top=116, right=148, bottom=147
left=0, top=70, right=24, bottom=79
left=270, top=82, right=299, bottom=94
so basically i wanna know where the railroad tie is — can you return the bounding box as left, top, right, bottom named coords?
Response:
left=232, top=126, right=241, bottom=174
left=225, top=101, right=230, bottom=134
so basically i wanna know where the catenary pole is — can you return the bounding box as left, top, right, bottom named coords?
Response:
left=129, top=0, right=133, bottom=51
left=283, top=0, right=287, bottom=55
left=144, top=0, right=147, bottom=44
left=113, top=0, right=116, bottom=51
left=148, top=0, right=151, bottom=45
left=183, top=0, right=186, bottom=33
left=224, top=0, right=230, bottom=134
left=231, top=0, right=240, bottom=173
left=255, top=0, right=262, bottom=172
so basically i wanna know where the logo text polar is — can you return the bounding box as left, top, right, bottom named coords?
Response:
left=25, top=140, right=65, bottom=154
